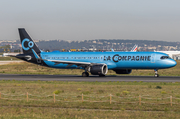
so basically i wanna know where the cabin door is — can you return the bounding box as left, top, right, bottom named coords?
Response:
left=151, top=53, right=156, bottom=63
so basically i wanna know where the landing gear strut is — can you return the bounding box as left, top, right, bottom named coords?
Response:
left=154, top=69, right=159, bottom=77
left=82, top=72, right=89, bottom=77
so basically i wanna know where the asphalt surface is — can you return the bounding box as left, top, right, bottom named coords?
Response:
left=0, top=74, right=180, bottom=82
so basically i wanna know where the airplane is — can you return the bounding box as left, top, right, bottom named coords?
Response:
left=131, top=44, right=138, bottom=52
left=14, top=28, right=177, bottom=77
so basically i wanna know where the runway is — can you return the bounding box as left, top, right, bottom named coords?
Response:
left=0, top=74, right=180, bottom=82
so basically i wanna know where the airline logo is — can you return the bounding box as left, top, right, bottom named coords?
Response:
left=131, top=44, right=138, bottom=52
left=22, top=38, right=34, bottom=51
left=104, top=54, right=151, bottom=62
left=133, top=47, right=137, bottom=51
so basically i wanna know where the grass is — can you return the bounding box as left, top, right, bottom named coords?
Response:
left=0, top=80, right=180, bottom=118
left=0, top=60, right=179, bottom=76
left=0, top=57, right=20, bottom=60
left=0, top=60, right=179, bottom=118
left=1, top=107, right=180, bottom=119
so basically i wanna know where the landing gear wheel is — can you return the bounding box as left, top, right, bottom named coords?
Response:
left=82, top=72, right=89, bottom=77
left=99, top=74, right=105, bottom=77
left=154, top=74, right=159, bottom=77
left=154, top=69, right=159, bottom=77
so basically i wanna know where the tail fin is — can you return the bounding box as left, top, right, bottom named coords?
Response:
left=131, top=44, right=138, bottom=52
left=18, top=28, right=41, bottom=54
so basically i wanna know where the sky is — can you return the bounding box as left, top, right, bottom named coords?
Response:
left=0, top=0, right=180, bottom=42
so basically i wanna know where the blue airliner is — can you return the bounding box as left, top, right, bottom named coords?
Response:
left=15, top=28, right=177, bottom=77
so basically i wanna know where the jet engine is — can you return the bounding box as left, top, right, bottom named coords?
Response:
left=113, top=69, right=132, bottom=74
left=89, top=64, right=108, bottom=75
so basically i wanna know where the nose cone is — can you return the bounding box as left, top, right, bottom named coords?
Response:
left=168, top=59, right=177, bottom=67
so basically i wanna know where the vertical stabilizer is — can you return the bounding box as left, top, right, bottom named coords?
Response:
left=18, top=28, right=41, bottom=54
left=131, top=44, right=138, bottom=52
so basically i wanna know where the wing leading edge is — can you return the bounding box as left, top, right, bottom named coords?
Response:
left=43, top=59, right=106, bottom=69
left=43, top=59, right=91, bottom=68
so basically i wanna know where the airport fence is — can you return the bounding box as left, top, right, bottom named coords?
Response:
left=0, top=92, right=180, bottom=106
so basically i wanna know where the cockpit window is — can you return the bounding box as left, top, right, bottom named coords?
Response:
left=160, top=56, right=170, bottom=59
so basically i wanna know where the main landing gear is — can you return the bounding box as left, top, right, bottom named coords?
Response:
left=154, top=69, right=159, bottom=77
left=82, top=72, right=106, bottom=77
left=82, top=72, right=89, bottom=77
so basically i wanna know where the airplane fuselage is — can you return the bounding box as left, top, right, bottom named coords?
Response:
left=40, top=51, right=176, bottom=70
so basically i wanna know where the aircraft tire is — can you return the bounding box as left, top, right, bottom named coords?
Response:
left=82, top=72, right=89, bottom=77
left=154, top=74, right=159, bottom=77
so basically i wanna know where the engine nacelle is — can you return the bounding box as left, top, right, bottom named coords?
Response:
left=89, top=64, right=108, bottom=75
left=113, top=69, right=132, bottom=74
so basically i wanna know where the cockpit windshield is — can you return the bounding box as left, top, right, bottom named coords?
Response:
left=160, top=56, right=170, bottom=59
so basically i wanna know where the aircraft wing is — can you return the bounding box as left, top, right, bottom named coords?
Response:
left=43, top=59, right=92, bottom=68
left=30, top=48, right=97, bottom=68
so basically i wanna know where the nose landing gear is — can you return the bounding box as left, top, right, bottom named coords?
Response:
left=154, top=69, right=159, bottom=77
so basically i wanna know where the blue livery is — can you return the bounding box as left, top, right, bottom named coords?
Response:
left=15, top=28, right=177, bottom=77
